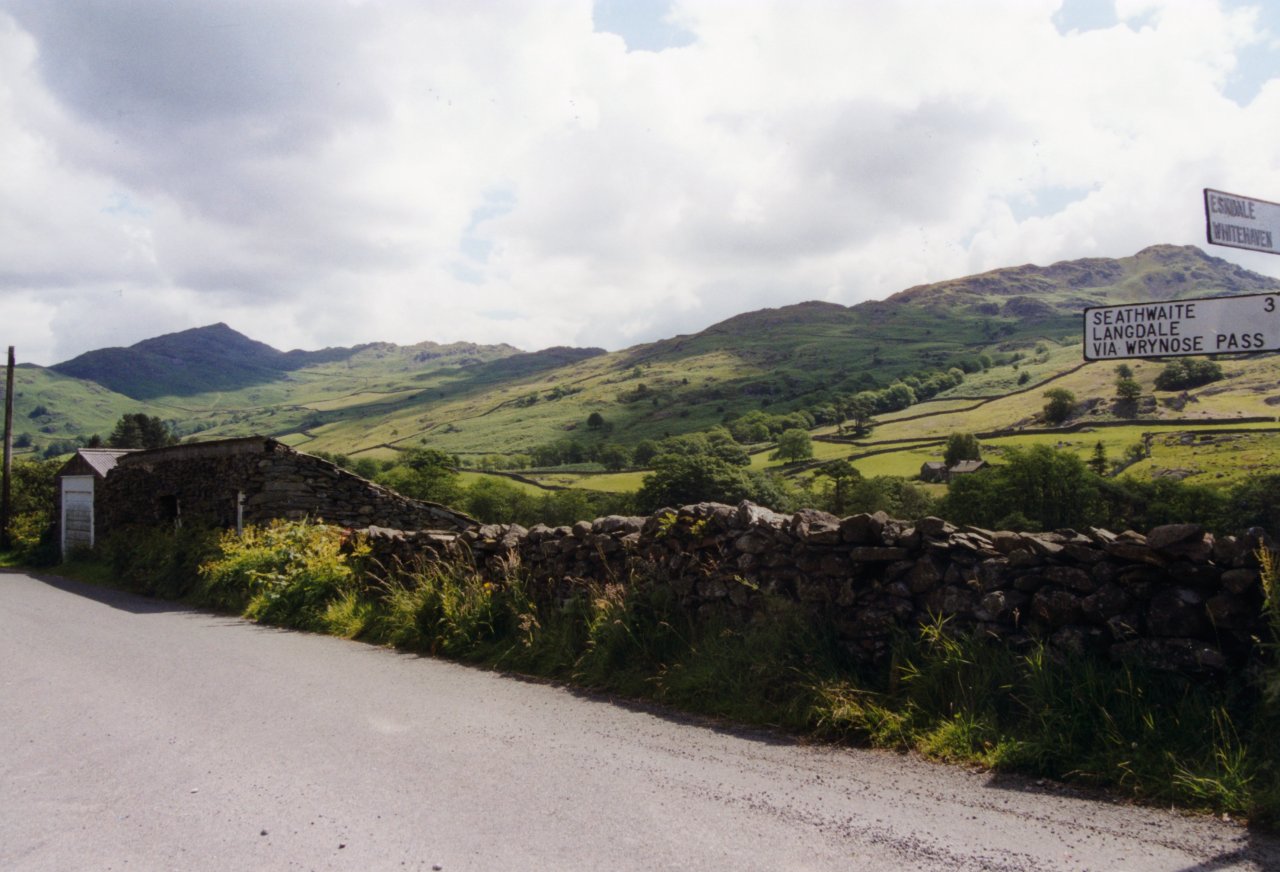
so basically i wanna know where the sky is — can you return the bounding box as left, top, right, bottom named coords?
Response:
left=2, top=0, right=1279, bottom=366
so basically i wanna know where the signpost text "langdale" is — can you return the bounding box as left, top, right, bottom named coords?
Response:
left=1083, top=294, right=1280, bottom=361
left=1204, top=188, right=1280, bottom=255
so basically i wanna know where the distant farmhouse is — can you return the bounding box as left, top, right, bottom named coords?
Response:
left=54, top=436, right=474, bottom=558
left=919, top=458, right=989, bottom=484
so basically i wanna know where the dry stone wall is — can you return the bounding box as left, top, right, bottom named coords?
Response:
left=361, top=501, right=1273, bottom=675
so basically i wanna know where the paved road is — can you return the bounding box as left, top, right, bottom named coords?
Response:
left=3, top=569, right=1278, bottom=871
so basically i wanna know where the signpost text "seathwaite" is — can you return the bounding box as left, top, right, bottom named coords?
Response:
left=1083, top=293, right=1280, bottom=361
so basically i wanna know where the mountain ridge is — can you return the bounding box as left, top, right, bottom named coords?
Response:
left=14, top=243, right=1279, bottom=459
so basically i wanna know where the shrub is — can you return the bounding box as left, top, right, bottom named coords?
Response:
left=100, top=524, right=220, bottom=599
left=3, top=458, right=62, bottom=564
left=197, top=521, right=367, bottom=629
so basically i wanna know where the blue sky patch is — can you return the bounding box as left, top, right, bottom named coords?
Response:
left=593, top=0, right=695, bottom=52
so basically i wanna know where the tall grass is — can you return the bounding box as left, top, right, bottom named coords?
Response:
left=1252, top=545, right=1280, bottom=825
left=811, top=619, right=1259, bottom=812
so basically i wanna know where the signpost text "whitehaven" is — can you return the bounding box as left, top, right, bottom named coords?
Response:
left=1083, top=293, right=1280, bottom=361
left=1204, top=189, right=1280, bottom=255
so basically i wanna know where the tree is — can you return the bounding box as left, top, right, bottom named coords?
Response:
left=1115, top=378, right=1142, bottom=403
left=632, top=439, right=659, bottom=467
left=844, top=475, right=936, bottom=519
left=882, top=382, right=917, bottom=412
left=814, top=460, right=861, bottom=515
left=1097, top=476, right=1225, bottom=534
left=1042, top=388, right=1076, bottom=424
left=377, top=447, right=463, bottom=506
left=636, top=453, right=753, bottom=512
left=770, top=428, right=813, bottom=463
left=943, top=433, right=981, bottom=467
left=586, top=411, right=605, bottom=430
left=108, top=413, right=177, bottom=449
left=844, top=395, right=876, bottom=436
left=1114, top=363, right=1133, bottom=380
left=1219, top=473, right=1280, bottom=537
left=1087, top=440, right=1108, bottom=476
left=598, top=443, right=631, bottom=471
left=463, top=477, right=537, bottom=524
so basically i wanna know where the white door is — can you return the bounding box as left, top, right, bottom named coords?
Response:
left=61, top=475, right=95, bottom=557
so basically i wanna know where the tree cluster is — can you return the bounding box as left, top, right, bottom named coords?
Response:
left=1154, top=358, right=1224, bottom=391
left=941, top=445, right=1280, bottom=536
left=725, top=409, right=816, bottom=444
left=108, top=413, right=178, bottom=450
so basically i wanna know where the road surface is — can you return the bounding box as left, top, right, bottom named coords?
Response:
left=3, top=569, right=1277, bottom=871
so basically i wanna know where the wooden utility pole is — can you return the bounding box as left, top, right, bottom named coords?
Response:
left=1, top=346, right=14, bottom=549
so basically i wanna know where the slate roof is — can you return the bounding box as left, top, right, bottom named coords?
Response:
left=57, top=448, right=136, bottom=479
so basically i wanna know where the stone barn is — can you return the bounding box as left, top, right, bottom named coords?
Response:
left=93, top=436, right=474, bottom=540
left=919, top=461, right=948, bottom=483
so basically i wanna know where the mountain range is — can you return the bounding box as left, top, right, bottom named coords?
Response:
left=11, top=244, right=1280, bottom=461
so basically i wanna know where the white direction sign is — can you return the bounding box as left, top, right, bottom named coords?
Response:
left=1204, top=188, right=1280, bottom=255
left=1083, top=293, right=1280, bottom=360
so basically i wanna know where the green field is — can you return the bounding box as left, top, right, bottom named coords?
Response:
left=456, top=471, right=550, bottom=496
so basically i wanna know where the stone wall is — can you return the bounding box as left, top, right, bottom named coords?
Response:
left=100, top=437, right=473, bottom=535
left=360, top=501, right=1274, bottom=674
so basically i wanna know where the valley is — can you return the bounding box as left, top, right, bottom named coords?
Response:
left=8, top=244, right=1280, bottom=504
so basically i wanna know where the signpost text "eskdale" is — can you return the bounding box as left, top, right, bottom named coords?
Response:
left=1204, top=188, right=1280, bottom=255
left=1083, top=294, right=1280, bottom=361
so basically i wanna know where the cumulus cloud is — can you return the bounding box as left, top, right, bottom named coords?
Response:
left=0, top=0, right=1277, bottom=365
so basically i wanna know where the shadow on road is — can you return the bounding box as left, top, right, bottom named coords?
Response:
left=1167, top=847, right=1256, bottom=872
left=375, top=642, right=802, bottom=748
left=560, top=682, right=802, bottom=748
left=981, top=769, right=1280, bottom=869
left=2, top=568, right=195, bottom=616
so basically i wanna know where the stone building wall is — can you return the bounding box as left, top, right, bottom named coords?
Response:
left=360, top=501, right=1273, bottom=675
left=99, top=437, right=473, bottom=535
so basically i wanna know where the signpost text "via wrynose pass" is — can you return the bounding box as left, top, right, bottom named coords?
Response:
left=1083, top=294, right=1280, bottom=361
left=1204, top=188, right=1280, bottom=255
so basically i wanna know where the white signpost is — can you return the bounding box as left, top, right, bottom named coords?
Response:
left=1079, top=189, right=1280, bottom=360
left=1083, top=293, right=1280, bottom=361
left=1204, top=188, right=1280, bottom=256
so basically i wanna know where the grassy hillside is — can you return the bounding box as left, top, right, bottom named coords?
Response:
left=4, top=365, right=176, bottom=458
left=11, top=244, right=1279, bottom=480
